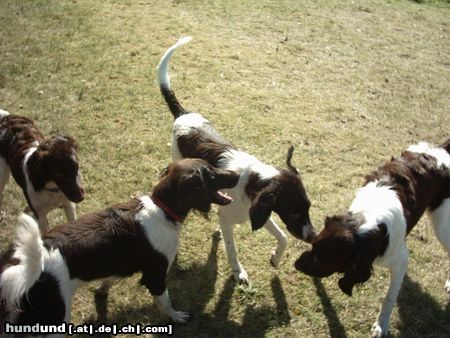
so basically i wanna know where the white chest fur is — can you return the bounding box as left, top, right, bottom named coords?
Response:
left=136, top=196, right=180, bottom=266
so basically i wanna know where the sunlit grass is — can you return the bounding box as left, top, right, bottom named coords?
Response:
left=0, top=0, right=449, bottom=337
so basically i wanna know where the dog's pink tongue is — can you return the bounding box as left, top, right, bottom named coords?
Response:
left=218, top=191, right=233, bottom=202
left=213, top=191, right=233, bottom=205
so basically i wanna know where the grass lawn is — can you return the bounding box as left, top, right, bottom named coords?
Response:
left=0, top=0, right=449, bottom=337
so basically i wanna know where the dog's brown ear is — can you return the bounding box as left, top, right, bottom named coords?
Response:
left=27, top=149, right=50, bottom=191
left=177, top=169, right=204, bottom=198
left=249, top=185, right=277, bottom=231
left=338, top=259, right=372, bottom=296
left=338, top=223, right=387, bottom=296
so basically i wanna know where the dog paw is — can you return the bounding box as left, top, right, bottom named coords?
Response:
left=371, top=322, right=387, bottom=338
left=270, top=248, right=283, bottom=267
left=171, top=311, right=190, bottom=324
left=445, top=279, right=450, bottom=293
left=233, top=269, right=249, bottom=284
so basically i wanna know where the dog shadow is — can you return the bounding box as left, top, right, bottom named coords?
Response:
left=396, top=275, right=450, bottom=338
left=313, top=277, right=348, bottom=338
left=169, top=274, right=290, bottom=338
left=77, top=231, right=291, bottom=338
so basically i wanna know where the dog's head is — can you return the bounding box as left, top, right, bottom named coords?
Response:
left=294, top=212, right=387, bottom=296
left=249, top=145, right=316, bottom=242
left=31, top=135, right=85, bottom=203
left=156, top=158, right=240, bottom=218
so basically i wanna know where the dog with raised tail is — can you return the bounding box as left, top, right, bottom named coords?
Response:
left=0, top=158, right=239, bottom=335
left=0, top=109, right=84, bottom=231
left=157, top=37, right=316, bottom=284
left=295, top=139, right=450, bottom=338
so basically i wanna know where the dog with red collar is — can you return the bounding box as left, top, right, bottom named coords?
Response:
left=0, top=158, right=239, bottom=332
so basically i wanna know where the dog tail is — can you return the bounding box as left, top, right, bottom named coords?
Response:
left=0, top=109, right=10, bottom=120
left=157, top=36, right=193, bottom=119
left=0, top=214, right=44, bottom=311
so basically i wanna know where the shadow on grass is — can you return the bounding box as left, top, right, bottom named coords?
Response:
left=396, top=275, right=450, bottom=338
left=313, top=277, right=347, bottom=338
left=77, top=231, right=291, bottom=337
left=172, top=274, right=290, bottom=338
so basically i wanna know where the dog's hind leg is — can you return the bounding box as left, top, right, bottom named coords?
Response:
left=0, top=157, right=11, bottom=211
left=429, top=198, right=450, bottom=293
left=264, top=217, right=288, bottom=267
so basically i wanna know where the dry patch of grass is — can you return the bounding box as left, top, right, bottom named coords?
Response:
left=1, top=0, right=449, bottom=337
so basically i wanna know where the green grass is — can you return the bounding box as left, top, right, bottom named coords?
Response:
left=1, top=0, right=449, bottom=337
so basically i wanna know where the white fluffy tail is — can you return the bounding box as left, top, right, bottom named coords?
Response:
left=0, top=109, right=10, bottom=119
left=157, top=36, right=192, bottom=90
left=0, top=214, right=44, bottom=310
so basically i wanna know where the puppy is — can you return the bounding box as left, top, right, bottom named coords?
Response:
left=0, top=158, right=239, bottom=335
left=0, top=109, right=84, bottom=231
left=295, top=139, right=450, bottom=337
left=157, top=37, right=316, bottom=283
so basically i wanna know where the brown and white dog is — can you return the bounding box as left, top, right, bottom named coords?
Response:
left=295, top=139, right=450, bottom=337
left=0, top=159, right=239, bottom=335
left=157, top=37, right=316, bottom=283
left=0, top=109, right=84, bottom=231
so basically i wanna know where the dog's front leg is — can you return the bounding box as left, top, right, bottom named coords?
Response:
left=141, top=270, right=189, bottom=323
left=62, top=201, right=77, bottom=222
left=371, top=247, right=408, bottom=338
left=30, top=200, right=50, bottom=232
left=263, top=217, right=288, bottom=267
left=219, top=217, right=249, bottom=284
left=154, top=290, right=190, bottom=323
left=36, top=212, right=50, bottom=232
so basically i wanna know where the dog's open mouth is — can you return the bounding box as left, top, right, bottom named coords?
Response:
left=212, top=191, right=233, bottom=205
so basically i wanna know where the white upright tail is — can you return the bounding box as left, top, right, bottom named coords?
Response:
left=157, top=36, right=193, bottom=90
left=0, top=109, right=10, bottom=119
left=0, top=213, right=44, bottom=310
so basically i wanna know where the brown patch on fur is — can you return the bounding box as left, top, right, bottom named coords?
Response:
left=43, top=198, right=144, bottom=280
left=245, top=171, right=271, bottom=200
left=365, top=150, right=450, bottom=233
left=177, top=128, right=236, bottom=168
left=0, top=115, right=45, bottom=187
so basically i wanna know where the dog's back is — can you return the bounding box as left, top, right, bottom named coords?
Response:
left=0, top=114, right=44, bottom=163
left=0, top=113, right=45, bottom=192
